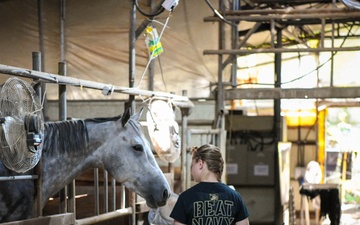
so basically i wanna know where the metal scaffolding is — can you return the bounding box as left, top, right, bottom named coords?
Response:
left=203, top=1, right=360, bottom=225
left=203, top=1, right=360, bottom=100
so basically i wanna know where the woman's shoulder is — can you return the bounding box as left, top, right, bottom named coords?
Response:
left=177, top=182, right=213, bottom=197
left=179, top=182, right=239, bottom=194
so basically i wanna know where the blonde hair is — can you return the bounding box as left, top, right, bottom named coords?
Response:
left=191, top=144, right=224, bottom=181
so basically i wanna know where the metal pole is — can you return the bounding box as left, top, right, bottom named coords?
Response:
left=0, top=175, right=38, bottom=181
left=103, top=169, right=109, bottom=213
left=129, top=2, right=137, bottom=224
left=204, top=46, right=360, bottom=55
left=33, top=52, right=43, bottom=218
left=111, top=178, right=116, bottom=211
left=148, top=0, right=155, bottom=91
left=216, top=0, right=225, bottom=118
left=60, top=0, right=66, bottom=62
left=58, top=63, right=67, bottom=121
left=230, top=0, right=240, bottom=88
left=121, top=184, right=126, bottom=209
left=76, top=207, right=133, bottom=225
left=94, top=168, right=100, bottom=215
left=274, top=28, right=282, bottom=225
left=330, top=22, right=335, bottom=86
left=217, top=0, right=226, bottom=185
left=58, top=62, right=68, bottom=214
left=129, top=0, right=137, bottom=113
left=204, top=11, right=360, bottom=21
left=270, top=20, right=275, bottom=48
left=37, top=0, right=48, bottom=121
left=180, top=90, right=189, bottom=192
left=37, top=0, right=45, bottom=71
left=68, top=181, right=76, bottom=217
left=320, top=18, right=325, bottom=48
left=223, top=7, right=360, bottom=15
left=0, top=64, right=192, bottom=104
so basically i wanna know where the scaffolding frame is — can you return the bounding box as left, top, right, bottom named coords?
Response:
left=203, top=1, right=360, bottom=225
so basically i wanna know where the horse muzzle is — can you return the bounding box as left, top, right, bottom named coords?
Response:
left=146, top=187, right=170, bottom=208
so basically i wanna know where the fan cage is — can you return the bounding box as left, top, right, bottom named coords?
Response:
left=0, top=77, right=44, bottom=173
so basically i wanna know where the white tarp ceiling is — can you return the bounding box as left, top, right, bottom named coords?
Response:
left=0, top=0, right=220, bottom=100
left=2, top=0, right=358, bottom=103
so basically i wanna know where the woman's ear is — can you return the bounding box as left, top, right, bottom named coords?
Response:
left=198, top=159, right=204, bottom=170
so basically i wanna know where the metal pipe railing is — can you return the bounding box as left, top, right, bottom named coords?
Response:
left=0, top=175, right=38, bottom=181
left=0, top=64, right=192, bottom=106
left=75, top=207, right=133, bottom=225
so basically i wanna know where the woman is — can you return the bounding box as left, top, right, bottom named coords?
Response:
left=170, top=144, right=250, bottom=225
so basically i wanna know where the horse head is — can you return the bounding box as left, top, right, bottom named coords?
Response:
left=102, top=107, right=171, bottom=208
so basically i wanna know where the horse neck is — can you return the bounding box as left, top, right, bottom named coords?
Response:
left=40, top=119, right=109, bottom=206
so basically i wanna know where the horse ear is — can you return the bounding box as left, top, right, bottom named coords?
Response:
left=121, top=107, right=132, bottom=127
left=131, top=107, right=143, bottom=121
left=121, top=107, right=143, bottom=126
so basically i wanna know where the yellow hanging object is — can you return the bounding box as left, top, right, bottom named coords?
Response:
left=145, top=26, right=163, bottom=58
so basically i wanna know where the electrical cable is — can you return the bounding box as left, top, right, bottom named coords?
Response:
left=281, top=23, right=354, bottom=85
left=134, top=0, right=165, bottom=18
left=204, top=0, right=237, bottom=27
left=233, top=24, right=355, bottom=88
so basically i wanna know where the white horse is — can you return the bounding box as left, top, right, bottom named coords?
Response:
left=0, top=107, right=170, bottom=222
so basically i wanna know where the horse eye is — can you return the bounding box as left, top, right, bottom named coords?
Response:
left=133, top=144, right=143, bottom=152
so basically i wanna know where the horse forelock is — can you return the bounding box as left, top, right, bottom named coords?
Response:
left=43, top=120, right=88, bottom=155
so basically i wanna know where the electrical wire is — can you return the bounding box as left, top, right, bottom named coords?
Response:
left=233, top=24, right=355, bottom=88
left=134, top=0, right=165, bottom=18
left=282, top=24, right=354, bottom=85
left=204, top=0, right=237, bottom=27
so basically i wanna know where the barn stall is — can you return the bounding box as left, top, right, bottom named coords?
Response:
left=0, top=51, right=194, bottom=225
left=0, top=1, right=211, bottom=223
left=2, top=0, right=360, bottom=225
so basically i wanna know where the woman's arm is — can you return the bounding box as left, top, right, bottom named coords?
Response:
left=236, top=218, right=250, bottom=225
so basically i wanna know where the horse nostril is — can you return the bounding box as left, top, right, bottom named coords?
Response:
left=163, top=188, right=170, bottom=200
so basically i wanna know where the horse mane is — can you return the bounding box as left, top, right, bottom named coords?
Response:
left=43, top=120, right=88, bottom=155
left=84, top=115, right=121, bottom=123
left=43, top=115, right=121, bottom=154
left=43, top=115, right=122, bottom=155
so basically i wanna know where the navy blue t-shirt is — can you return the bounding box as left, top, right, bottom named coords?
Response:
left=170, top=182, right=249, bottom=225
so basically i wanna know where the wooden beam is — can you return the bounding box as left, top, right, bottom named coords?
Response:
left=224, top=87, right=360, bottom=99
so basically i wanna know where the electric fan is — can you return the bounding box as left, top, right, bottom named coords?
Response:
left=146, top=100, right=180, bottom=163
left=304, top=160, right=322, bottom=184
left=0, top=77, right=44, bottom=173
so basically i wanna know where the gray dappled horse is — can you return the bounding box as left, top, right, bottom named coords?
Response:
left=0, top=107, right=170, bottom=222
